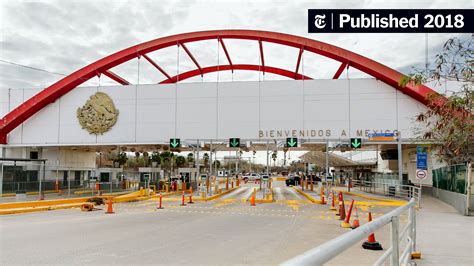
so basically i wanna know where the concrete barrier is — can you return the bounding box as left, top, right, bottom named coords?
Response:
left=431, top=187, right=469, bottom=215
left=292, top=186, right=322, bottom=203
left=193, top=187, right=239, bottom=202
left=0, top=197, right=90, bottom=210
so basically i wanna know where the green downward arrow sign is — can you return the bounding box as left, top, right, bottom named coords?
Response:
left=287, top=138, right=297, bottom=147
left=230, top=138, right=239, bottom=147
left=351, top=138, right=361, bottom=148
left=170, top=139, right=179, bottom=148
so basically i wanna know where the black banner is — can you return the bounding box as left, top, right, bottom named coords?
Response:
left=308, top=9, right=473, bottom=33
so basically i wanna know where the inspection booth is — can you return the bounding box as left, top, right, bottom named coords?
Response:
left=138, top=167, right=163, bottom=191
left=178, top=167, right=198, bottom=190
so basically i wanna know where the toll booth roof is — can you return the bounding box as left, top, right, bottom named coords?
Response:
left=299, top=151, right=363, bottom=168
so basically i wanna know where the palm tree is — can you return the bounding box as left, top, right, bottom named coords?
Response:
left=212, top=160, right=221, bottom=170
left=175, top=155, right=186, bottom=167
left=203, top=153, right=210, bottom=168
left=160, top=151, right=174, bottom=174
left=272, top=151, right=277, bottom=166
left=186, top=152, right=194, bottom=167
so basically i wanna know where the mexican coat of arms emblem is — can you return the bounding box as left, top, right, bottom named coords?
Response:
left=77, top=92, right=119, bottom=134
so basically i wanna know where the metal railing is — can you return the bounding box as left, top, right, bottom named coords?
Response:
left=351, top=179, right=421, bottom=207
left=281, top=198, right=417, bottom=266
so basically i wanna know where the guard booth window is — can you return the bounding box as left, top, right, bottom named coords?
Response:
left=63, top=171, right=68, bottom=187
left=29, top=151, right=38, bottom=159
left=100, top=172, right=110, bottom=183
left=75, top=171, right=81, bottom=185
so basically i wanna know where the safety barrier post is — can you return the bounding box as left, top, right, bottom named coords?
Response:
left=320, top=186, right=325, bottom=203
left=330, top=191, right=337, bottom=211
left=409, top=204, right=421, bottom=259
left=391, top=216, right=399, bottom=266
left=188, top=187, right=194, bottom=204
left=157, top=192, right=164, bottom=209
left=181, top=191, right=186, bottom=206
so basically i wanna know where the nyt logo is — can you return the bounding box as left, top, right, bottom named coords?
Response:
left=309, top=9, right=472, bottom=33
left=314, top=14, right=327, bottom=29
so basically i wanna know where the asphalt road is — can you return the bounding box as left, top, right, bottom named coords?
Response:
left=0, top=181, right=400, bottom=265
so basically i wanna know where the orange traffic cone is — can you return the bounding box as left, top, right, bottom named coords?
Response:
left=250, top=195, right=256, bottom=206
left=341, top=199, right=354, bottom=228
left=351, top=207, right=360, bottom=229
left=337, top=192, right=346, bottom=221
left=362, top=212, right=382, bottom=250
left=58, top=189, right=63, bottom=196
left=105, top=198, right=114, bottom=214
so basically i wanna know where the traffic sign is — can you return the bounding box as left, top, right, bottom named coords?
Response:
left=170, top=138, right=181, bottom=149
left=368, top=132, right=396, bottom=141
left=416, top=146, right=428, bottom=170
left=229, top=138, right=240, bottom=148
left=416, top=169, right=427, bottom=180
left=286, top=138, right=298, bottom=148
left=350, top=138, right=362, bottom=149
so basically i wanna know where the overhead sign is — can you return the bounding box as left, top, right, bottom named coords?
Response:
left=350, top=138, right=362, bottom=149
left=170, top=138, right=181, bottom=149
left=368, top=132, right=396, bottom=141
left=229, top=138, right=241, bottom=148
left=416, top=146, right=428, bottom=170
left=416, top=169, right=427, bottom=180
left=286, top=138, right=298, bottom=148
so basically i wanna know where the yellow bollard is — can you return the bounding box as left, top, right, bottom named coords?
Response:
left=165, top=184, right=169, bottom=193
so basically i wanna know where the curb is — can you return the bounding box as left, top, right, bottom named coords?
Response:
left=0, top=197, right=91, bottom=210
left=246, top=187, right=274, bottom=203
left=0, top=202, right=86, bottom=215
left=193, top=186, right=239, bottom=202
left=337, top=189, right=406, bottom=203
left=1, top=190, right=59, bottom=198
left=292, top=186, right=322, bottom=204
left=115, top=191, right=181, bottom=203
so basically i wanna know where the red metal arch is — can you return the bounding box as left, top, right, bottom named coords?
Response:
left=159, top=64, right=312, bottom=83
left=0, top=29, right=440, bottom=144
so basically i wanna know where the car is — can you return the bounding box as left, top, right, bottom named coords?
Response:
left=249, top=173, right=260, bottom=181
left=285, top=175, right=301, bottom=186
